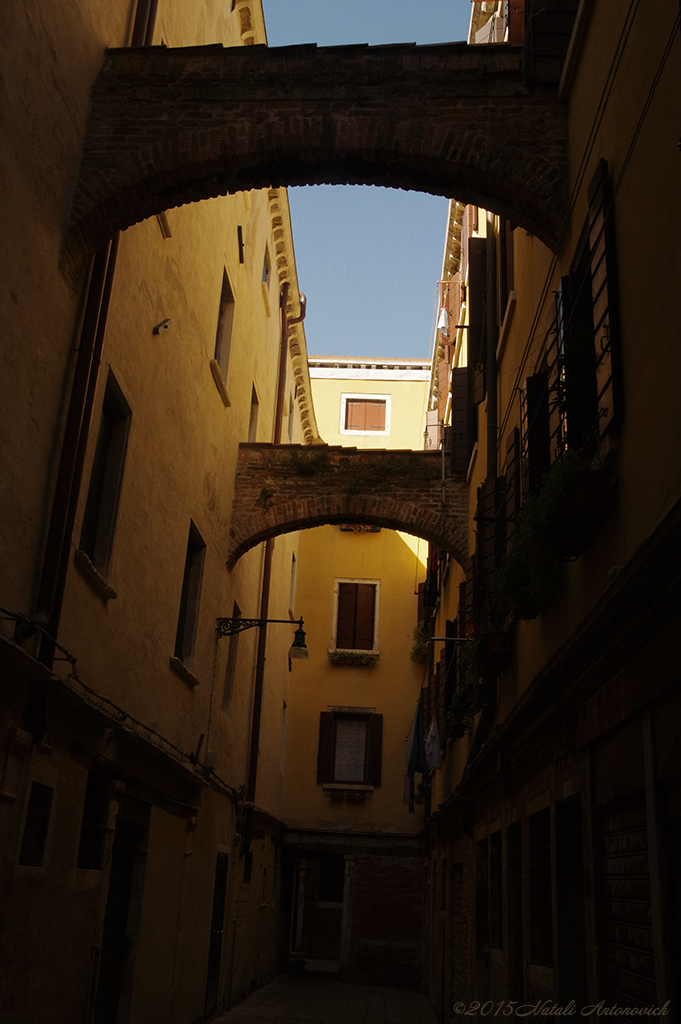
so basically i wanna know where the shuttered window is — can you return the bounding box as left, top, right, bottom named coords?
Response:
left=335, top=582, right=376, bottom=651
left=476, top=476, right=506, bottom=607
left=587, top=159, right=623, bottom=437
left=344, top=399, right=386, bottom=431
left=504, top=428, right=521, bottom=549
left=451, top=367, right=473, bottom=474
left=317, top=712, right=383, bottom=785
left=521, top=372, right=551, bottom=496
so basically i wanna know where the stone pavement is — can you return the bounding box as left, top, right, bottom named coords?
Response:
left=213, top=971, right=438, bottom=1024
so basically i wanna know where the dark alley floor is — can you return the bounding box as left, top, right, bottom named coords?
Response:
left=213, top=972, right=438, bottom=1024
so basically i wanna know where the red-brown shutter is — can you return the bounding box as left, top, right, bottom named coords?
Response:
left=365, top=401, right=385, bottom=431
left=336, top=583, right=356, bottom=649
left=354, top=584, right=375, bottom=650
left=368, top=714, right=383, bottom=786
left=587, top=159, right=623, bottom=436
left=317, top=712, right=334, bottom=784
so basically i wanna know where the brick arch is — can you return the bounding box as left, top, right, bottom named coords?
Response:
left=64, top=41, right=568, bottom=278
left=226, top=445, right=468, bottom=570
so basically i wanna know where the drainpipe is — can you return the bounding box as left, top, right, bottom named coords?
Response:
left=245, top=285, right=306, bottom=814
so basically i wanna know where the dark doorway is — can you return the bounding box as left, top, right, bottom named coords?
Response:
left=556, top=796, right=588, bottom=1004
left=507, top=821, right=523, bottom=1000
left=93, top=796, right=149, bottom=1024
left=204, top=852, right=230, bottom=1018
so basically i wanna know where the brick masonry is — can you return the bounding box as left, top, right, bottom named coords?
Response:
left=226, top=444, right=468, bottom=569
left=64, top=41, right=568, bottom=278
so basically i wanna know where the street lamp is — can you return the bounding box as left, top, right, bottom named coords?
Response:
left=215, top=615, right=308, bottom=660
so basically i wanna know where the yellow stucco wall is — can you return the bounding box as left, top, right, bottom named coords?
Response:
left=283, top=365, right=429, bottom=833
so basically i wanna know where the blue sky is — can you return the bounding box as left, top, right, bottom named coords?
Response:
left=260, top=1, right=472, bottom=359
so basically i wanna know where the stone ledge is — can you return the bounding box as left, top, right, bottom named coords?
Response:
left=209, top=359, right=231, bottom=407
left=169, top=656, right=200, bottom=689
left=74, top=548, right=117, bottom=602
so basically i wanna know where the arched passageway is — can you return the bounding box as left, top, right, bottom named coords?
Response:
left=226, top=444, right=468, bottom=570
left=64, top=41, right=568, bottom=278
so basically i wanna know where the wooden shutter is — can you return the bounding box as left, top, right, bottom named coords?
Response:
left=365, top=401, right=386, bottom=431
left=504, top=428, right=520, bottom=549
left=458, top=581, right=467, bottom=635
left=368, top=714, right=383, bottom=786
left=336, top=583, right=356, bottom=649
left=444, top=619, right=457, bottom=713
left=437, top=360, right=450, bottom=422
left=477, top=477, right=505, bottom=606
left=468, top=237, right=486, bottom=366
left=354, top=584, right=375, bottom=650
left=317, top=712, right=334, bottom=784
left=522, top=372, right=551, bottom=495
left=451, top=367, right=471, bottom=474
left=465, top=554, right=478, bottom=627
left=587, top=159, right=623, bottom=436
left=472, top=363, right=486, bottom=405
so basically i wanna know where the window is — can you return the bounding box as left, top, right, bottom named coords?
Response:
left=80, top=371, right=131, bottom=576
left=77, top=772, right=109, bottom=870
left=317, top=710, right=383, bottom=786
left=318, top=855, right=345, bottom=904
left=213, top=270, right=235, bottom=381
left=333, top=580, right=379, bottom=652
left=248, top=385, right=259, bottom=442
left=221, top=601, right=241, bottom=711
left=340, top=394, right=391, bottom=436
left=529, top=808, right=553, bottom=967
left=19, top=781, right=54, bottom=867
left=174, top=521, right=206, bottom=665
left=262, top=247, right=271, bottom=287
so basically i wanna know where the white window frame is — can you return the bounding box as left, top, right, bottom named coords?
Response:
left=339, top=393, right=391, bottom=437
left=330, top=577, right=380, bottom=654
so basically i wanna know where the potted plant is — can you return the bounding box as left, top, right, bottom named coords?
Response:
left=410, top=623, right=429, bottom=664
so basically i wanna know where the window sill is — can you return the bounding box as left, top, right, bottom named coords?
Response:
left=169, top=656, right=200, bottom=689
left=74, top=549, right=117, bottom=603
left=323, top=783, right=374, bottom=791
left=327, top=649, right=380, bottom=667
left=261, top=282, right=271, bottom=317
left=210, top=359, right=231, bottom=407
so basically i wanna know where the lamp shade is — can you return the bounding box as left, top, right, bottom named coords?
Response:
left=288, top=619, right=308, bottom=660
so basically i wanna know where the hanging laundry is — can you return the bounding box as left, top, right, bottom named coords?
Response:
left=426, top=716, right=442, bottom=771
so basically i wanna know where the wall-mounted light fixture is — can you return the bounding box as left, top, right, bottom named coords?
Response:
left=215, top=615, right=308, bottom=660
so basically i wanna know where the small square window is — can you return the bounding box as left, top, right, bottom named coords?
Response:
left=340, top=394, right=390, bottom=436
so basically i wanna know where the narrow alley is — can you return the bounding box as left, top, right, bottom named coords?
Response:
left=1, top=1, right=680, bottom=1023
left=213, top=974, right=438, bottom=1024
